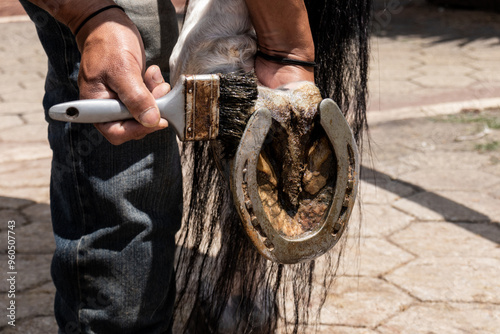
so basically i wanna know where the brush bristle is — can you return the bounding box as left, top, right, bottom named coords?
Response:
left=218, top=71, right=258, bottom=158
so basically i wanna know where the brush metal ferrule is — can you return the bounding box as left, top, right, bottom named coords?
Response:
left=184, top=74, right=220, bottom=141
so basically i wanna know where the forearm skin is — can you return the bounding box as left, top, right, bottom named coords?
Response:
left=244, top=0, right=315, bottom=62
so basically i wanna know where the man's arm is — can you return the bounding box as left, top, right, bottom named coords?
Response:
left=27, top=0, right=170, bottom=145
left=244, top=0, right=315, bottom=88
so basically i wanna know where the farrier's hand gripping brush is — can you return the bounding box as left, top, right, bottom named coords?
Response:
left=50, top=73, right=361, bottom=264
left=49, top=72, right=257, bottom=151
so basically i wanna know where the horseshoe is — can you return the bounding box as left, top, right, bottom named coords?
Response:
left=230, top=99, right=359, bottom=264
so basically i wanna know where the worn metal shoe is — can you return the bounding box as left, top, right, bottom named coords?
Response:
left=231, top=83, right=360, bottom=264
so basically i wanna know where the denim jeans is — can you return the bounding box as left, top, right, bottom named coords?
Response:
left=19, top=1, right=182, bottom=333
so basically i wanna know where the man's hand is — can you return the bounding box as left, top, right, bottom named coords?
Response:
left=89, top=64, right=170, bottom=145
left=28, top=1, right=170, bottom=145
left=75, top=8, right=169, bottom=145
left=245, top=0, right=315, bottom=88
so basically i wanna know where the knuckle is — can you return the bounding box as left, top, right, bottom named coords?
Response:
left=121, top=87, right=153, bottom=114
left=78, top=77, right=107, bottom=99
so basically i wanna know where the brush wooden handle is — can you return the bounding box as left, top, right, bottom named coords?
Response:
left=48, top=80, right=187, bottom=140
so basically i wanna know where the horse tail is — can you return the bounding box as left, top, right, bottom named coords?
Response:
left=305, top=0, right=372, bottom=144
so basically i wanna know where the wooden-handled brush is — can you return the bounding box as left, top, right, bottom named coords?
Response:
left=49, top=71, right=257, bottom=154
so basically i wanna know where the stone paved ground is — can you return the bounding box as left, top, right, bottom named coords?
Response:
left=1, top=0, right=500, bottom=333
left=0, top=0, right=26, bottom=17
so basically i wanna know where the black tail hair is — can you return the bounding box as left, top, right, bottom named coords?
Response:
left=174, top=1, right=372, bottom=332
left=306, top=0, right=371, bottom=144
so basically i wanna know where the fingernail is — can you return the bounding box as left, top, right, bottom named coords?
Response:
left=139, top=107, right=160, bottom=127
left=158, top=118, right=169, bottom=128
left=152, top=67, right=164, bottom=84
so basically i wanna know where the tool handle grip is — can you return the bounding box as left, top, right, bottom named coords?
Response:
left=48, top=82, right=186, bottom=139
left=49, top=99, right=133, bottom=123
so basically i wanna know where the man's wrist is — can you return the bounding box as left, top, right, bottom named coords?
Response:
left=27, top=0, right=116, bottom=34
left=244, top=0, right=315, bottom=63
left=59, top=1, right=119, bottom=35
left=73, top=5, right=125, bottom=36
left=71, top=7, right=135, bottom=52
left=256, top=47, right=315, bottom=66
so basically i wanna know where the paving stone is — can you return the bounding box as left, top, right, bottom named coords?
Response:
left=470, top=70, right=500, bottom=83
left=0, top=123, right=48, bottom=143
left=22, top=202, right=51, bottom=225
left=385, top=257, right=500, bottom=303
left=318, top=277, right=414, bottom=328
left=13, top=220, right=55, bottom=254
left=0, top=315, right=58, bottom=334
left=0, top=102, right=43, bottom=115
left=0, top=142, right=51, bottom=164
left=461, top=34, right=500, bottom=48
left=372, top=38, right=421, bottom=51
left=413, top=64, right=475, bottom=76
left=417, top=51, right=470, bottom=66
left=317, top=327, right=378, bottom=334
left=0, top=166, right=50, bottom=189
left=0, top=187, right=50, bottom=204
left=21, top=110, right=46, bottom=124
left=337, top=237, right=415, bottom=277
left=466, top=82, right=500, bottom=100
left=398, top=169, right=500, bottom=191
left=0, top=196, right=35, bottom=210
left=359, top=180, right=416, bottom=205
left=390, top=222, right=500, bottom=258
left=374, top=80, right=423, bottom=94
left=411, top=75, right=477, bottom=88
left=0, top=73, right=24, bottom=94
left=0, top=115, right=23, bottom=130
left=373, top=56, right=421, bottom=68
left=0, top=157, right=51, bottom=175
left=456, top=222, right=500, bottom=244
left=366, top=114, right=474, bottom=163
left=18, top=77, right=45, bottom=91
left=278, top=325, right=378, bottom=334
left=378, top=302, right=500, bottom=334
left=0, top=53, right=23, bottom=67
left=0, top=254, right=52, bottom=293
left=468, top=59, right=500, bottom=71
left=393, top=150, right=493, bottom=171
left=0, top=88, right=45, bottom=104
left=387, top=195, right=438, bottom=222
left=367, top=91, right=437, bottom=112
left=370, top=68, right=419, bottom=81
left=1, top=22, right=41, bottom=49
left=1, top=61, right=47, bottom=77
left=1, top=283, right=55, bottom=323
left=359, top=165, right=394, bottom=183
left=364, top=158, right=420, bottom=179
left=467, top=47, right=500, bottom=61
left=392, top=191, right=496, bottom=222
left=489, top=183, right=500, bottom=200
left=0, top=208, right=27, bottom=231
left=440, top=191, right=500, bottom=222
left=418, top=36, right=468, bottom=50
left=349, top=204, right=414, bottom=238
left=484, top=163, right=500, bottom=178
left=369, top=123, right=443, bottom=149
